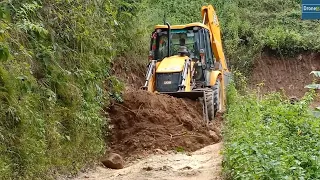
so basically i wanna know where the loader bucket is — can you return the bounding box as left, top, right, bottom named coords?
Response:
left=160, top=91, right=209, bottom=123
left=160, top=91, right=205, bottom=100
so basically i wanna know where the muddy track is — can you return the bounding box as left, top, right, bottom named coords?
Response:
left=75, top=89, right=224, bottom=180
left=77, top=142, right=223, bottom=180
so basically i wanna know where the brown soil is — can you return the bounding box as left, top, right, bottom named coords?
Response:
left=111, top=56, right=146, bottom=90
left=107, top=90, right=219, bottom=158
left=251, top=52, right=320, bottom=98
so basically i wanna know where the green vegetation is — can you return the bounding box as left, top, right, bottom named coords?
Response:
left=224, top=84, right=320, bottom=179
left=176, top=146, right=185, bottom=153
left=0, top=0, right=143, bottom=179
left=1, top=0, right=319, bottom=179
left=305, top=71, right=320, bottom=117
left=215, top=1, right=320, bottom=178
left=211, top=0, right=320, bottom=74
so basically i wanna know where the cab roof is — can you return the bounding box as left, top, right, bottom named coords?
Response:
left=154, top=22, right=209, bottom=30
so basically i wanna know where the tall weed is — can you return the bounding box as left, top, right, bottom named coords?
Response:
left=224, top=84, right=320, bottom=179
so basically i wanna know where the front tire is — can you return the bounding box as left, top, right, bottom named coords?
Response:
left=205, top=90, right=215, bottom=121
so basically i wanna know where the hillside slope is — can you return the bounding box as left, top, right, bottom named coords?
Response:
left=0, top=0, right=145, bottom=179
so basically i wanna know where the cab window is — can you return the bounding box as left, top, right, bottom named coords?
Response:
left=204, top=30, right=214, bottom=66
left=150, top=29, right=200, bottom=60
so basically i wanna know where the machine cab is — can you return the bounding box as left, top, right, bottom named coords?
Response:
left=149, top=25, right=216, bottom=71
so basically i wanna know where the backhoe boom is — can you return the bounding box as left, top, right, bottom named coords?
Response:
left=201, top=5, right=228, bottom=71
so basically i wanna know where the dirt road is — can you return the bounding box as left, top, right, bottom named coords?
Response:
left=77, top=142, right=223, bottom=180
left=74, top=90, right=223, bottom=180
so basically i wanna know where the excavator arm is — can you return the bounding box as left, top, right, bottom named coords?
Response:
left=201, top=5, right=232, bottom=113
left=201, top=5, right=229, bottom=72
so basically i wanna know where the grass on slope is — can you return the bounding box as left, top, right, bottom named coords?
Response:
left=224, top=84, right=320, bottom=179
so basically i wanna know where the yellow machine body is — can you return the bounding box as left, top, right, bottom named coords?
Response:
left=146, top=56, right=194, bottom=93
left=143, top=5, right=231, bottom=120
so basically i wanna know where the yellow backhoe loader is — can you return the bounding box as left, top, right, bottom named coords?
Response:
left=142, top=5, right=231, bottom=122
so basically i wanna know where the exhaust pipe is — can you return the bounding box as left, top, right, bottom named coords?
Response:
left=166, top=22, right=171, bottom=57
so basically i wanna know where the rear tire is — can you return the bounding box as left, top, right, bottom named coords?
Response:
left=213, top=79, right=221, bottom=117
left=206, top=79, right=221, bottom=121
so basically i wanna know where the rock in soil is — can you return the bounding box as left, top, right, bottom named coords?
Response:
left=209, top=130, right=220, bottom=142
left=101, top=153, right=124, bottom=169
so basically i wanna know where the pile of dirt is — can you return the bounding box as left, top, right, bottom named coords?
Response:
left=107, top=90, right=219, bottom=158
left=251, top=52, right=320, bottom=98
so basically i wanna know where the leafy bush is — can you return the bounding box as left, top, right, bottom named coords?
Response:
left=224, top=84, right=320, bottom=179
left=0, top=0, right=138, bottom=179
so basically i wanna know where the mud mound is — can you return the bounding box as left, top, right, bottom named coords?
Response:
left=251, top=52, right=320, bottom=97
left=107, top=90, right=217, bottom=158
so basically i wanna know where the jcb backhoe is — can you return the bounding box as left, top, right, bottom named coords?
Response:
left=142, top=5, right=231, bottom=121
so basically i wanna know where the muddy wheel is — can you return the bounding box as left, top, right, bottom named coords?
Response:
left=205, top=90, right=215, bottom=121
left=204, top=79, right=221, bottom=121
left=212, top=79, right=221, bottom=117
